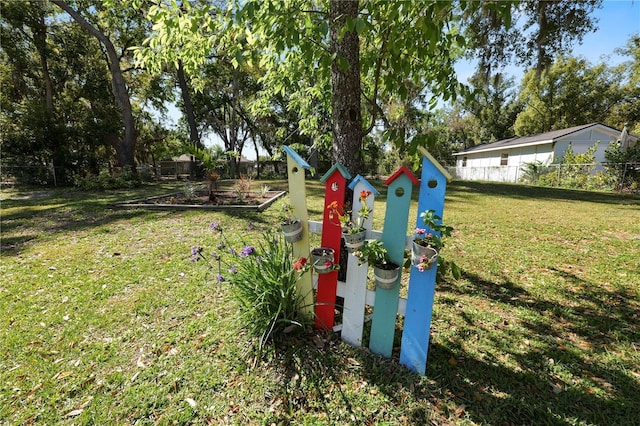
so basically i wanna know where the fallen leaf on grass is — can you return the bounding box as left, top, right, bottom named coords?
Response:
left=53, top=371, right=72, bottom=380
left=448, top=357, right=458, bottom=366
left=347, top=357, right=360, bottom=366
left=25, top=382, right=43, bottom=398
left=551, top=382, right=563, bottom=394
left=313, top=335, right=324, bottom=349
left=454, top=405, right=466, bottom=417
left=185, top=398, right=197, bottom=408
left=63, top=409, right=83, bottom=418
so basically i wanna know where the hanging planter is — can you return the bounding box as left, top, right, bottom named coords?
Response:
left=373, top=262, right=400, bottom=289
left=411, top=241, right=438, bottom=271
left=311, top=247, right=336, bottom=274
left=342, top=229, right=366, bottom=253
left=281, top=220, right=303, bottom=243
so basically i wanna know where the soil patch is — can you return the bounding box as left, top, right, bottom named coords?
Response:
left=114, top=190, right=286, bottom=211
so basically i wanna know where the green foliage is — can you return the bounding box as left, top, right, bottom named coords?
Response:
left=416, top=209, right=453, bottom=250
left=352, top=239, right=393, bottom=267
left=187, top=144, right=227, bottom=176
left=138, top=1, right=512, bottom=171
left=556, top=143, right=598, bottom=189
left=520, top=160, right=553, bottom=185
left=515, top=56, right=621, bottom=135
left=605, top=141, right=640, bottom=192
left=533, top=143, right=615, bottom=190
left=227, top=235, right=313, bottom=351
left=464, top=0, right=602, bottom=73
left=414, top=209, right=459, bottom=281
left=72, top=166, right=142, bottom=190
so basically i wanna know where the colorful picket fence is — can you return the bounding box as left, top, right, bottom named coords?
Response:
left=282, top=146, right=451, bottom=375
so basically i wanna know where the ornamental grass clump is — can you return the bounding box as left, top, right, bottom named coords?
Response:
left=191, top=222, right=313, bottom=351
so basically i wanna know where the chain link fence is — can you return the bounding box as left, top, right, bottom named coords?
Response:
left=448, top=162, right=639, bottom=192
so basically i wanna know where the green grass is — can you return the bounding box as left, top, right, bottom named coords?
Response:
left=1, top=180, right=639, bottom=425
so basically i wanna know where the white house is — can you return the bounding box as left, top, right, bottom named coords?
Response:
left=452, top=123, right=637, bottom=183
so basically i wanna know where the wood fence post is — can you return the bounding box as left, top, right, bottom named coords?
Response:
left=283, top=146, right=314, bottom=317
left=399, top=148, right=451, bottom=374
left=342, top=175, right=379, bottom=346
left=369, top=166, right=419, bottom=357
left=315, top=164, right=351, bottom=330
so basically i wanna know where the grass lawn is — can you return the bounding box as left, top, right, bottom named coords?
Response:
left=1, top=180, right=639, bottom=425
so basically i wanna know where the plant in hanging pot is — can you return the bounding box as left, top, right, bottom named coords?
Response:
left=310, top=247, right=339, bottom=274
left=412, top=209, right=453, bottom=272
left=279, top=203, right=303, bottom=243
left=353, top=239, right=400, bottom=289
left=327, top=190, right=373, bottom=253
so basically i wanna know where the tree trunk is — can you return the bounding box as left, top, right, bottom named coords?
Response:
left=51, top=0, right=137, bottom=171
left=177, top=59, right=201, bottom=178
left=229, top=68, right=240, bottom=178
left=330, top=0, right=363, bottom=176
left=34, top=1, right=54, bottom=112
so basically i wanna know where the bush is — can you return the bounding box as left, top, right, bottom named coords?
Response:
left=73, top=166, right=141, bottom=190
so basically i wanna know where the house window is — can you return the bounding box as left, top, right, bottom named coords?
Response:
left=500, top=153, right=508, bottom=166
left=462, top=156, right=467, bottom=167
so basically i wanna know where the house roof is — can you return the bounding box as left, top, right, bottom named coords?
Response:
left=453, top=123, right=622, bottom=156
left=172, top=154, right=195, bottom=162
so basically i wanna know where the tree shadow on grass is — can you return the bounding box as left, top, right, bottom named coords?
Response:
left=1, top=188, right=177, bottom=256
left=418, top=269, right=640, bottom=425
left=264, top=267, right=639, bottom=423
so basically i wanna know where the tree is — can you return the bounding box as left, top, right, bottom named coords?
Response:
left=606, top=35, right=640, bottom=133
left=138, top=1, right=514, bottom=176
left=464, top=0, right=603, bottom=77
left=460, top=72, right=522, bottom=143
left=1, top=0, right=123, bottom=183
left=514, top=55, right=621, bottom=135
left=51, top=0, right=139, bottom=171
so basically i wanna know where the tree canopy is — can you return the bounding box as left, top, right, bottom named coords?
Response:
left=4, top=0, right=638, bottom=186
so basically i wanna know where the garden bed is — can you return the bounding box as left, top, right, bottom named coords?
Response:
left=114, top=189, right=286, bottom=211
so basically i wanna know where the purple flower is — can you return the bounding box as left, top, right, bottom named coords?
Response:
left=191, top=246, right=202, bottom=256
left=240, top=245, right=255, bottom=257
left=217, top=274, right=224, bottom=282
left=210, top=222, right=221, bottom=232
left=217, top=241, right=225, bottom=250
left=211, top=251, right=220, bottom=260
left=229, top=248, right=236, bottom=256
left=247, top=221, right=254, bottom=230
left=229, top=266, right=237, bottom=274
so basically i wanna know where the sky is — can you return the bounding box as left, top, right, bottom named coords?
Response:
left=167, top=1, right=640, bottom=158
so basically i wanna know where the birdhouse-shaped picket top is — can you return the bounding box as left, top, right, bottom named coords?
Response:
left=369, top=165, right=419, bottom=357
left=384, top=165, right=420, bottom=187
left=399, top=147, right=452, bottom=374
left=348, top=174, right=379, bottom=195
left=315, top=163, right=351, bottom=330
left=283, top=145, right=312, bottom=172
left=320, top=163, right=351, bottom=185
left=415, top=147, right=451, bottom=207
